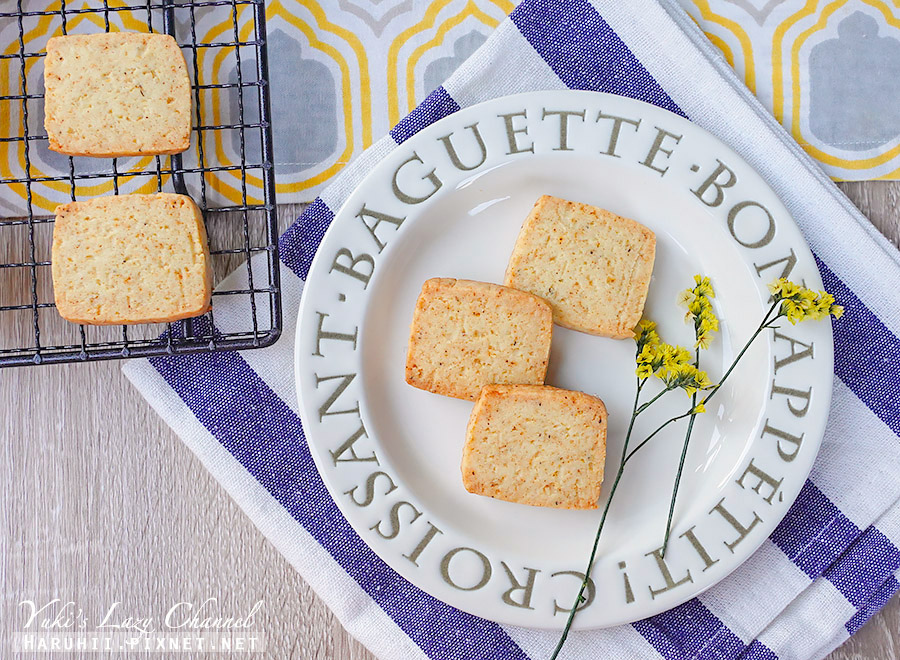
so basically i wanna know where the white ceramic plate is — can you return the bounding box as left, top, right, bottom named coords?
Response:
left=294, top=91, right=833, bottom=629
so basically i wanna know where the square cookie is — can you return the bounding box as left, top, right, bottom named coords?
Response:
left=405, top=278, right=552, bottom=401
left=52, top=193, right=211, bottom=325
left=44, top=32, right=191, bottom=157
left=462, top=384, right=607, bottom=509
left=505, top=195, right=656, bottom=338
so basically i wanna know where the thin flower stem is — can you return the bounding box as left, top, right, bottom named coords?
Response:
left=622, top=378, right=645, bottom=455
left=658, top=302, right=781, bottom=559
left=661, top=348, right=700, bottom=559
left=661, top=414, right=695, bottom=558
left=550, top=374, right=646, bottom=659
left=549, top=460, right=626, bottom=660
left=623, top=410, right=694, bottom=464
left=701, top=302, right=782, bottom=407
left=635, top=385, right=673, bottom=415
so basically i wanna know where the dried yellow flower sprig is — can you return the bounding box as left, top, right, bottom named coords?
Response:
left=658, top=275, right=721, bottom=558
left=636, top=339, right=713, bottom=396
left=769, top=278, right=843, bottom=324
left=634, top=321, right=713, bottom=398
left=679, top=275, right=720, bottom=349
left=633, top=318, right=659, bottom=350
left=551, top=276, right=842, bottom=660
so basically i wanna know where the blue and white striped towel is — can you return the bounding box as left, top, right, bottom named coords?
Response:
left=123, top=0, right=900, bottom=658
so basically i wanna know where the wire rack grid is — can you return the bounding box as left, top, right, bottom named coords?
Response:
left=0, top=0, right=281, bottom=367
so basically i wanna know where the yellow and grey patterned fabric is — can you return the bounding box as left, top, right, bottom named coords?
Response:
left=1, top=0, right=897, bottom=217
left=0, top=0, right=511, bottom=216
left=261, top=0, right=511, bottom=198
left=680, top=0, right=900, bottom=181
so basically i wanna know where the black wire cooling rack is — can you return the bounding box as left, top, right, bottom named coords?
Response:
left=0, top=0, right=280, bottom=367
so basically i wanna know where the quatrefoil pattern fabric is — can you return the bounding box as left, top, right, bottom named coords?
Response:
left=2, top=0, right=899, bottom=219
left=679, top=0, right=900, bottom=181
left=0, top=0, right=511, bottom=216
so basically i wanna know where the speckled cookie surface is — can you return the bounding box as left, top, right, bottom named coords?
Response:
left=404, top=278, right=553, bottom=401
left=462, top=384, right=607, bottom=509
left=52, top=193, right=211, bottom=325
left=44, top=32, right=191, bottom=157
left=505, top=195, right=656, bottom=338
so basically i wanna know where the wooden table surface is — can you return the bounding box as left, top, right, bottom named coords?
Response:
left=2, top=184, right=899, bottom=659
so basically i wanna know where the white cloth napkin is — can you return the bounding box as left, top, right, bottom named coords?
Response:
left=124, top=1, right=900, bottom=658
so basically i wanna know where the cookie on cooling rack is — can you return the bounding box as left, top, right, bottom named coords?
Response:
left=51, top=193, right=211, bottom=325
left=462, top=384, right=607, bottom=509
left=43, top=32, right=191, bottom=157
